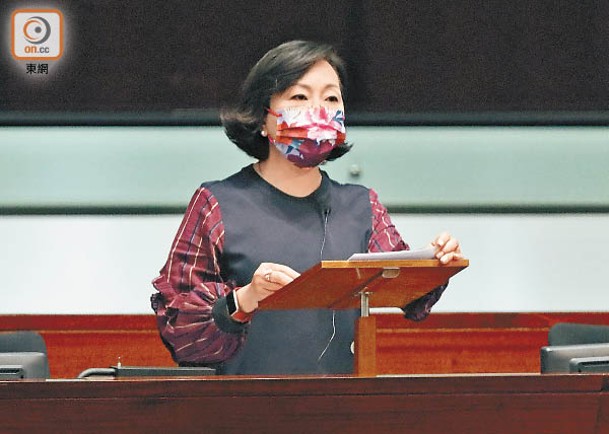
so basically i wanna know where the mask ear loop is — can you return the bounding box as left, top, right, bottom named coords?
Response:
left=261, top=108, right=279, bottom=139
left=262, top=108, right=280, bottom=143
left=265, top=107, right=280, bottom=117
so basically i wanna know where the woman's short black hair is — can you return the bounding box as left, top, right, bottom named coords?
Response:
left=221, top=40, right=352, bottom=161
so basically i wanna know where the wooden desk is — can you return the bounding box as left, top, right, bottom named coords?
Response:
left=0, top=374, right=607, bottom=434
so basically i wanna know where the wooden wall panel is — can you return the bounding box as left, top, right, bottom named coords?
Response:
left=0, top=315, right=174, bottom=378
left=1, top=313, right=608, bottom=379
left=376, top=313, right=609, bottom=374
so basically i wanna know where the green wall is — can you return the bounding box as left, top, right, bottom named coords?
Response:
left=1, top=126, right=608, bottom=211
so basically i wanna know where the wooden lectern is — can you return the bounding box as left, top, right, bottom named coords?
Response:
left=259, top=258, right=469, bottom=377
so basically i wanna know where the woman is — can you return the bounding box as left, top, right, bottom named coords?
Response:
left=151, top=40, right=462, bottom=375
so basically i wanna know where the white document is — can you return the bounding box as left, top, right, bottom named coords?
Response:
left=348, top=246, right=437, bottom=261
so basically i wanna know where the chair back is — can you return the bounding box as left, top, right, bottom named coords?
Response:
left=548, top=323, right=609, bottom=346
left=0, top=331, right=49, bottom=379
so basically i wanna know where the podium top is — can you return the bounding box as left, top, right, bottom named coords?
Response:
left=258, top=259, right=469, bottom=311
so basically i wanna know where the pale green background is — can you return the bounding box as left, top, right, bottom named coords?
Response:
left=1, top=126, right=608, bottom=209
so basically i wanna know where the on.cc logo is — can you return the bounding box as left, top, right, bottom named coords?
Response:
left=11, top=9, right=63, bottom=60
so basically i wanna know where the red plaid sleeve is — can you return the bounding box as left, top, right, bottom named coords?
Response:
left=367, top=188, right=409, bottom=252
left=367, top=188, right=446, bottom=321
left=151, top=187, right=244, bottom=364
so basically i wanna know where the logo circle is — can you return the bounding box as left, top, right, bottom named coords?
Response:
left=23, top=16, right=51, bottom=45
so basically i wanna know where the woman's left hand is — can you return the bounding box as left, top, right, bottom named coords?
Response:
left=430, top=231, right=463, bottom=264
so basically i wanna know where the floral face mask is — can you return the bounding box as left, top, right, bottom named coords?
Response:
left=266, top=106, right=346, bottom=168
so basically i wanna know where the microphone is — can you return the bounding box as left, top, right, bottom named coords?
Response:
left=314, top=180, right=331, bottom=260
left=312, top=176, right=337, bottom=362
left=313, top=178, right=332, bottom=217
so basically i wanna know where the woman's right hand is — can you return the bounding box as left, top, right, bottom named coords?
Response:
left=235, top=262, right=300, bottom=313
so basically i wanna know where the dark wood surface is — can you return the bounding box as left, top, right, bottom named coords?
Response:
left=0, top=374, right=608, bottom=434
left=599, top=392, right=609, bottom=434
left=2, top=312, right=609, bottom=378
